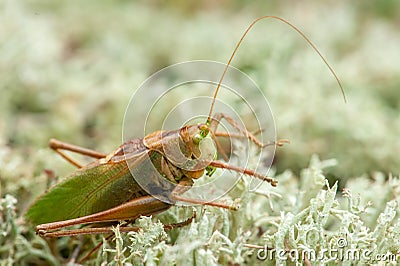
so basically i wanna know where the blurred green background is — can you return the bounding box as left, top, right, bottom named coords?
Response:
left=1, top=0, right=399, bottom=194
left=0, top=0, right=399, bottom=263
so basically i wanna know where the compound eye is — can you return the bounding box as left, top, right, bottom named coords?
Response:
left=193, top=133, right=203, bottom=145
left=201, top=129, right=208, bottom=138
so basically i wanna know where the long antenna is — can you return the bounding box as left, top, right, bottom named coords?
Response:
left=207, top=16, right=346, bottom=123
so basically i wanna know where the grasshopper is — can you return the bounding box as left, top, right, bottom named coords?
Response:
left=25, top=16, right=345, bottom=239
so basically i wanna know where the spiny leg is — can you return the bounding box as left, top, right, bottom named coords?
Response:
left=36, top=196, right=171, bottom=234
left=172, top=195, right=239, bottom=211
left=49, top=138, right=107, bottom=168
left=39, top=226, right=140, bottom=238
left=213, top=132, right=290, bottom=147
left=209, top=113, right=264, bottom=148
left=39, top=210, right=196, bottom=238
left=211, top=127, right=289, bottom=164
left=210, top=113, right=289, bottom=148
left=171, top=179, right=239, bottom=210
left=209, top=160, right=277, bottom=187
left=162, top=208, right=197, bottom=230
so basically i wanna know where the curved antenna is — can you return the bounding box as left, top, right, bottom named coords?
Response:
left=207, top=16, right=346, bottom=124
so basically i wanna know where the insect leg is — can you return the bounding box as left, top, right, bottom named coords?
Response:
left=39, top=225, right=141, bottom=237
left=171, top=180, right=239, bottom=210
left=213, top=132, right=290, bottom=147
left=36, top=196, right=171, bottom=234
left=49, top=138, right=107, bottom=168
left=163, top=208, right=197, bottom=230
left=211, top=129, right=282, bottom=161
left=209, top=160, right=277, bottom=186
left=40, top=209, right=197, bottom=238
left=210, top=113, right=289, bottom=148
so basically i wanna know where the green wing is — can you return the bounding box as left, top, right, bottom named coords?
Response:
left=26, top=152, right=148, bottom=225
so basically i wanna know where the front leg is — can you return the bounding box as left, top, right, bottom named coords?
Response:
left=171, top=179, right=239, bottom=210
left=209, top=113, right=289, bottom=148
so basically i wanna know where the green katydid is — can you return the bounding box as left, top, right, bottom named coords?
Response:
left=25, top=16, right=345, bottom=240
